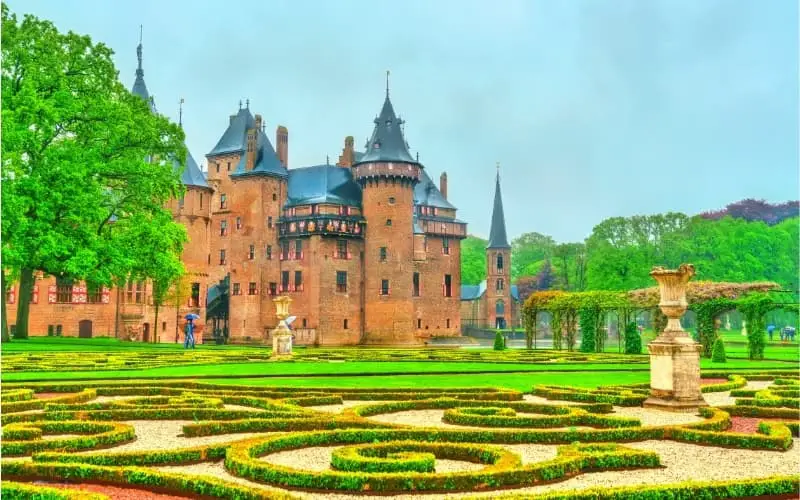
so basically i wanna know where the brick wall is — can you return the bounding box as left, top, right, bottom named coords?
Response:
left=413, top=236, right=461, bottom=337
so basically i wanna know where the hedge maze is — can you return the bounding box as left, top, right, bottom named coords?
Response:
left=1, top=375, right=798, bottom=499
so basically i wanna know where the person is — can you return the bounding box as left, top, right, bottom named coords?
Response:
left=767, top=324, right=776, bottom=341
left=786, top=326, right=796, bottom=342
left=184, top=319, right=195, bottom=349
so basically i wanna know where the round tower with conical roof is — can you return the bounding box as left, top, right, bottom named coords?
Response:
left=352, top=83, right=422, bottom=344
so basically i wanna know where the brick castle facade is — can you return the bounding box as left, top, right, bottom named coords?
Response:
left=6, top=39, right=484, bottom=346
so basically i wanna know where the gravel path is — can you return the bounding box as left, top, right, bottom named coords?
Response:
left=307, top=400, right=394, bottom=414
left=34, top=482, right=192, bottom=500
left=365, top=409, right=593, bottom=431
left=75, top=421, right=269, bottom=454
left=609, top=406, right=703, bottom=427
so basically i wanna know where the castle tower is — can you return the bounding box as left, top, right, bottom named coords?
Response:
left=131, top=26, right=155, bottom=113
left=353, top=78, right=422, bottom=344
left=486, top=166, right=511, bottom=329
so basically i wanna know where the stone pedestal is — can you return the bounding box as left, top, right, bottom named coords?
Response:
left=271, top=296, right=293, bottom=359
left=644, top=264, right=708, bottom=412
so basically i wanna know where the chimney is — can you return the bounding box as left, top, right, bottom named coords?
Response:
left=276, top=125, right=288, bottom=168
left=255, top=113, right=263, bottom=132
left=439, top=172, right=448, bottom=200
left=245, top=124, right=257, bottom=171
left=337, top=136, right=355, bottom=167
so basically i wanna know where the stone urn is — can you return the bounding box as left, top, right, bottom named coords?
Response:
left=644, top=264, right=708, bottom=411
left=271, top=296, right=293, bottom=359
left=120, top=313, right=143, bottom=342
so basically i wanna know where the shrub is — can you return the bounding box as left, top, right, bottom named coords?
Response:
left=711, top=337, right=727, bottom=363
left=494, top=330, right=506, bottom=351
left=624, top=321, right=641, bottom=354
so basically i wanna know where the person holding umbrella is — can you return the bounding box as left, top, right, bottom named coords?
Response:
left=184, top=313, right=200, bottom=349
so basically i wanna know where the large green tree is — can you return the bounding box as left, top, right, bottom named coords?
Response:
left=461, top=235, right=488, bottom=285
left=1, top=6, right=186, bottom=339
left=510, top=232, right=556, bottom=280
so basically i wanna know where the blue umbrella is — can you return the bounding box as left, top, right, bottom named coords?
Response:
left=185, top=313, right=200, bottom=321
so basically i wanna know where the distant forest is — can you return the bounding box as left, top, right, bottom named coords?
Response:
left=462, top=199, right=799, bottom=298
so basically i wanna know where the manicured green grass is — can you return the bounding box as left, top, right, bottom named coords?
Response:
left=3, top=357, right=793, bottom=382
left=205, top=371, right=651, bottom=391
left=0, top=337, right=263, bottom=352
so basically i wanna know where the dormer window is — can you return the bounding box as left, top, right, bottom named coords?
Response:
left=373, top=142, right=380, bottom=149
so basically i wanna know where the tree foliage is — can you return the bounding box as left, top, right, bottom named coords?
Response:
left=460, top=236, right=487, bottom=285
left=1, top=6, right=187, bottom=339
left=624, top=321, right=641, bottom=354
left=711, top=337, right=727, bottom=363
left=700, top=199, right=799, bottom=226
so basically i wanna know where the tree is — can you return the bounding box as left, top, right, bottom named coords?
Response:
left=164, top=274, right=195, bottom=343
left=553, top=243, right=587, bottom=291
left=461, top=236, right=488, bottom=285
left=511, top=232, right=556, bottom=280
left=2, top=6, right=186, bottom=338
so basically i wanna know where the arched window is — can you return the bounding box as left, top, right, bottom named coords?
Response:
left=496, top=299, right=505, bottom=315
left=497, top=254, right=504, bottom=272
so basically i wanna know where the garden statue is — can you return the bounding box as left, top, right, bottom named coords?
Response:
left=724, top=314, right=731, bottom=331
left=741, top=320, right=748, bottom=337
left=644, top=264, right=708, bottom=411
left=271, top=296, right=294, bottom=359
left=120, top=313, right=143, bottom=342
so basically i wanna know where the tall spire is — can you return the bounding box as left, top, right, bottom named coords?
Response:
left=386, top=70, right=390, bottom=98
left=131, top=25, right=155, bottom=112
left=178, top=98, right=184, bottom=127
left=355, top=74, right=416, bottom=165
left=487, top=163, right=510, bottom=249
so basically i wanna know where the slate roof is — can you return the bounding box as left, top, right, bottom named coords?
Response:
left=460, top=281, right=520, bottom=301
left=286, top=165, right=362, bottom=208
left=173, top=150, right=210, bottom=189
left=414, top=169, right=455, bottom=210
left=487, top=171, right=510, bottom=249
left=208, top=107, right=257, bottom=157
left=355, top=94, right=417, bottom=165
left=230, top=128, right=286, bottom=180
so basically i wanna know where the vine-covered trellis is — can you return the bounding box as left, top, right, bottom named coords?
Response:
left=522, top=280, right=795, bottom=359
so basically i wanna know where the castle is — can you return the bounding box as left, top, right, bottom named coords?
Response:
left=5, top=37, right=517, bottom=344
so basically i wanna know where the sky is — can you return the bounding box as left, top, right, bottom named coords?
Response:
left=8, top=0, right=799, bottom=242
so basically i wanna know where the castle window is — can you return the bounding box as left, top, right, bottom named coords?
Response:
left=227, top=161, right=231, bottom=172
left=417, top=318, right=422, bottom=329
left=281, top=271, right=290, bottom=292
left=178, top=196, right=184, bottom=209
left=336, top=271, right=347, bottom=293
left=87, top=283, right=102, bottom=304
left=386, top=219, right=392, bottom=226
left=343, top=319, right=349, bottom=330
left=496, top=278, right=504, bottom=291
left=443, top=274, right=452, bottom=297
left=338, top=205, right=351, bottom=216
left=380, top=279, right=390, bottom=295
left=497, top=254, right=504, bottom=271
left=280, top=241, right=289, bottom=260
left=294, top=240, right=303, bottom=260
left=388, top=197, right=396, bottom=205
left=442, top=238, right=450, bottom=255
left=267, top=216, right=273, bottom=229
left=236, top=217, right=242, bottom=230
left=379, top=247, right=387, bottom=261
left=248, top=282, right=257, bottom=295
left=248, top=244, right=255, bottom=260
left=272, top=193, right=277, bottom=201
left=200, top=193, right=203, bottom=208
left=302, top=318, right=307, bottom=328
left=191, top=283, right=200, bottom=307
left=232, top=283, right=241, bottom=296
left=311, top=205, right=319, bottom=215
left=220, top=220, right=227, bottom=236
left=220, top=194, right=227, bottom=209
left=219, top=250, right=226, bottom=265
left=294, top=271, right=303, bottom=291
left=446, top=318, right=451, bottom=328
left=266, top=245, right=272, bottom=260
left=216, top=163, right=220, bottom=173
left=336, top=240, right=349, bottom=259
left=269, top=282, right=277, bottom=296
left=496, top=299, right=505, bottom=315
left=413, top=272, right=420, bottom=297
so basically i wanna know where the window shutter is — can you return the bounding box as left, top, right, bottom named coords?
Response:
left=48, top=285, right=57, bottom=304
left=32, top=285, right=39, bottom=304
left=73, top=284, right=87, bottom=304
left=101, top=287, right=111, bottom=304
left=7, top=287, right=15, bottom=304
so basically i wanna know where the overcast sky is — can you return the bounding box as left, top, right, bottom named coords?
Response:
left=9, top=0, right=799, bottom=242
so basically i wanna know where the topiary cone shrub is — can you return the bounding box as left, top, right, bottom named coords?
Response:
left=711, top=337, right=727, bottom=363
left=624, top=322, right=641, bottom=354
left=493, top=330, right=506, bottom=351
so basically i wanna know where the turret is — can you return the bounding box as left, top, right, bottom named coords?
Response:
left=354, top=74, right=421, bottom=344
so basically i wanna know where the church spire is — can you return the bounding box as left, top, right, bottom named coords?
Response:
left=487, top=164, right=510, bottom=249
left=131, top=25, right=155, bottom=112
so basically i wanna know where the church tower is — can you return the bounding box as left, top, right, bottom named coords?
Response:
left=353, top=75, right=422, bottom=344
left=486, top=166, right=511, bottom=329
